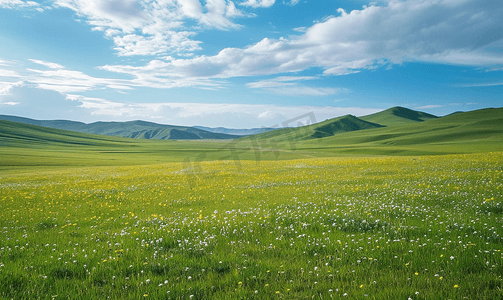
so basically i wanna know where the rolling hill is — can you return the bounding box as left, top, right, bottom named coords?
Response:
left=243, top=114, right=384, bottom=142
left=0, top=116, right=240, bottom=140
left=360, top=106, right=438, bottom=126
left=0, top=119, right=250, bottom=167
left=294, top=107, right=503, bottom=156
left=0, top=120, right=131, bottom=147
left=1, top=107, right=501, bottom=167
left=0, top=106, right=440, bottom=141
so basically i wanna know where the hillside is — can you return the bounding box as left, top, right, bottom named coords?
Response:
left=1, top=107, right=501, bottom=167
left=296, top=107, right=503, bottom=155
left=244, top=114, right=383, bottom=142
left=0, top=116, right=239, bottom=140
left=0, top=120, right=252, bottom=167
left=0, top=120, right=132, bottom=147
left=360, top=106, right=438, bottom=126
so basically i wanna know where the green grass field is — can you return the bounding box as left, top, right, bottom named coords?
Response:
left=0, top=107, right=502, bottom=298
left=0, top=154, right=502, bottom=299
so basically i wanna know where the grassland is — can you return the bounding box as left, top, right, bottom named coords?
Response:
left=1, top=107, right=502, bottom=298
left=1, top=153, right=502, bottom=299
left=1, top=108, right=502, bottom=169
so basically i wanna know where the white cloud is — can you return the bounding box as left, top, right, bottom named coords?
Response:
left=458, top=81, right=503, bottom=87
left=2, top=0, right=502, bottom=102
left=292, top=27, right=307, bottom=33
left=26, top=68, right=122, bottom=93
left=246, top=76, right=342, bottom=96
left=415, top=105, right=443, bottom=109
left=284, top=0, right=299, bottom=6
left=0, top=81, right=23, bottom=95
left=241, top=0, right=275, bottom=8
left=257, top=110, right=280, bottom=120
left=0, top=69, right=23, bottom=78
left=0, top=59, right=225, bottom=95
left=264, top=86, right=341, bottom=97
left=0, top=0, right=40, bottom=9
left=54, top=0, right=147, bottom=33
left=99, top=0, right=503, bottom=86
left=111, top=31, right=202, bottom=56
left=52, top=0, right=245, bottom=56
left=246, top=76, right=315, bottom=88
left=29, top=59, right=65, bottom=69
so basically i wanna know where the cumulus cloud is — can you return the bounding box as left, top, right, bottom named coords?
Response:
left=0, top=0, right=41, bottom=9
left=3, top=0, right=503, bottom=99
left=0, top=81, right=23, bottom=95
left=241, top=0, right=275, bottom=8
left=98, top=0, right=503, bottom=87
left=52, top=0, right=245, bottom=56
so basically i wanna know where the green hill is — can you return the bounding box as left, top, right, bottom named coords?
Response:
left=310, top=115, right=384, bottom=138
left=0, top=120, right=132, bottom=147
left=0, top=116, right=239, bottom=140
left=296, top=107, right=503, bottom=155
left=360, top=106, right=438, bottom=126
left=0, top=120, right=251, bottom=167
left=246, top=115, right=383, bottom=142
left=1, top=107, right=501, bottom=167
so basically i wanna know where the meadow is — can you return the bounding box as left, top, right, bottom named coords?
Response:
left=1, top=152, right=501, bottom=299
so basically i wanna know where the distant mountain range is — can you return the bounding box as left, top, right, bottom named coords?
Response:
left=0, top=116, right=240, bottom=140
left=0, top=106, right=488, bottom=142
left=1, top=106, right=501, bottom=165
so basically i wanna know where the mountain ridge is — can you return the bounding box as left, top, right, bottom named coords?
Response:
left=0, top=115, right=240, bottom=140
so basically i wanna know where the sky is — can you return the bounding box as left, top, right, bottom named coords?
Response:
left=0, top=0, right=502, bottom=128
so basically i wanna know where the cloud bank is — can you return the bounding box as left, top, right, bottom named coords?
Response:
left=97, top=0, right=503, bottom=90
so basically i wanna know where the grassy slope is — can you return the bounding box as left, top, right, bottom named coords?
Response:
left=360, top=106, right=438, bottom=126
left=0, top=116, right=239, bottom=140
left=246, top=115, right=383, bottom=142
left=296, top=107, right=503, bottom=156
left=1, top=107, right=502, bottom=168
left=0, top=120, right=295, bottom=168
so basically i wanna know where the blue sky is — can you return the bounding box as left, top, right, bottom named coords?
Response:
left=0, top=0, right=502, bottom=128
